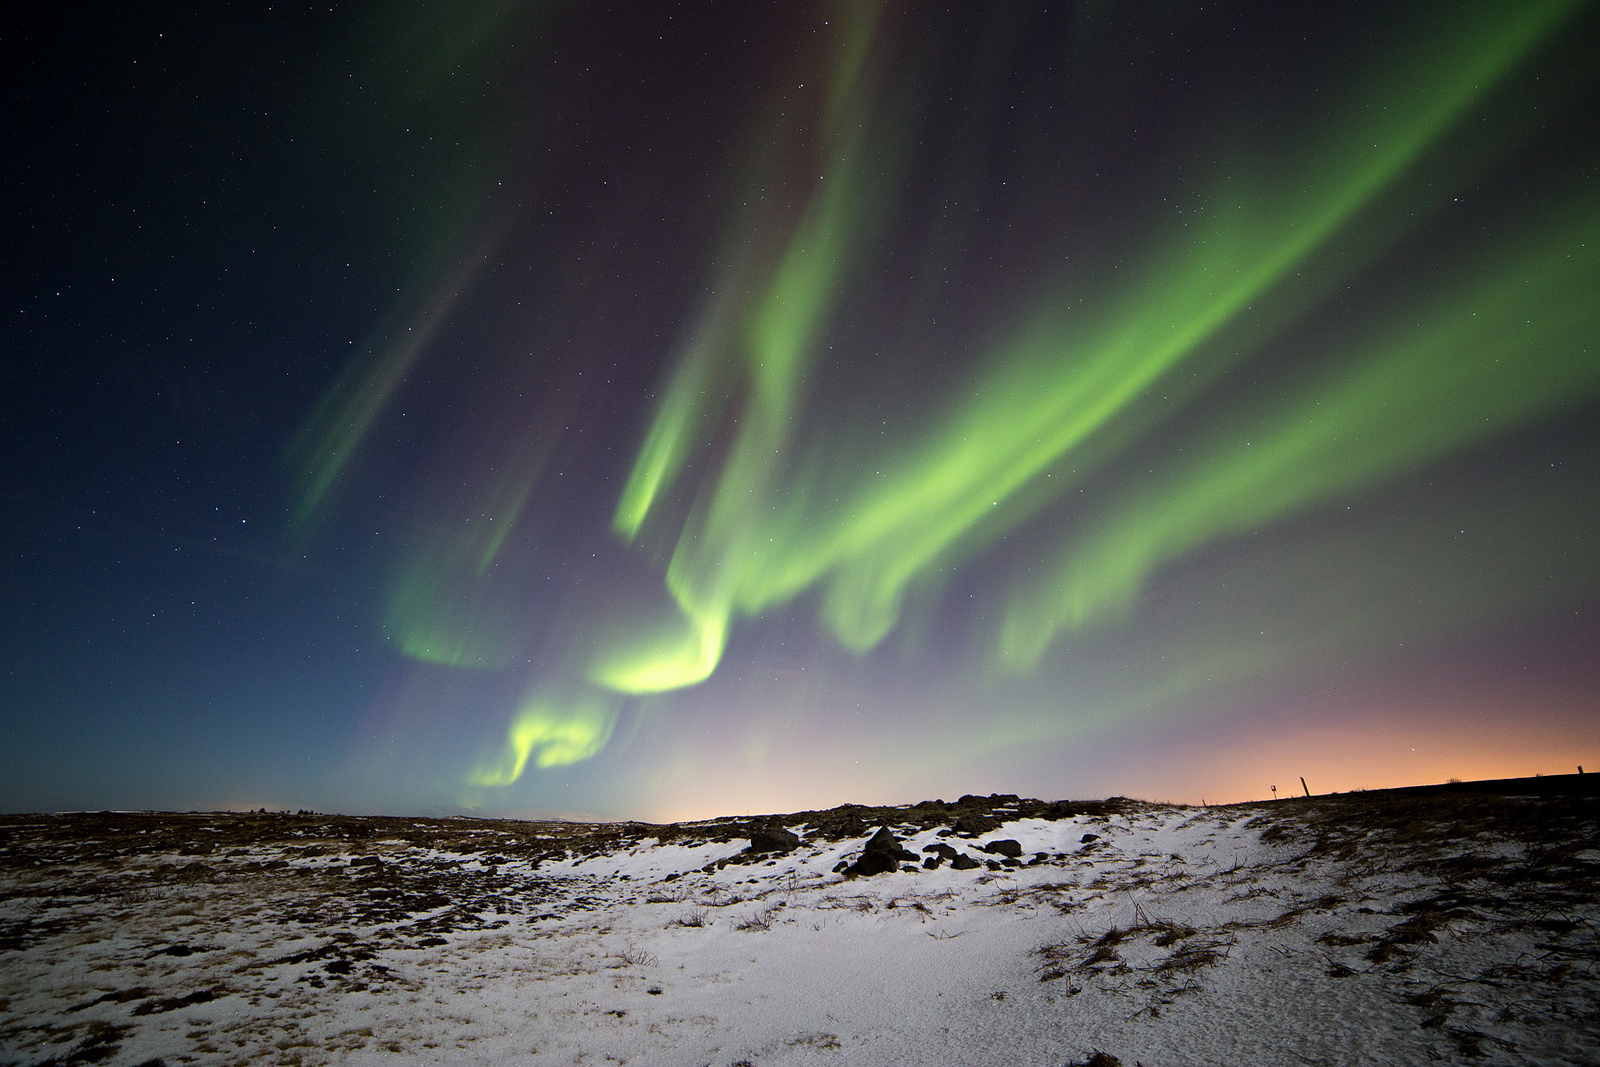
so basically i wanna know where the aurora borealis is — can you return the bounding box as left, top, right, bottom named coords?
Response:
left=4, top=1, right=1598, bottom=820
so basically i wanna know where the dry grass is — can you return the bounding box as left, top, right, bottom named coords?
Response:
left=734, top=907, right=779, bottom=932
left=667, top=908, right=710, bottom=928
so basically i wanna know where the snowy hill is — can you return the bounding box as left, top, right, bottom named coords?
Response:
left=2, top=782, right=1596, bottom=1066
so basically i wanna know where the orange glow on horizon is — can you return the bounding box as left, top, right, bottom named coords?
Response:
left=1123, top=696, right=1598, bottom=806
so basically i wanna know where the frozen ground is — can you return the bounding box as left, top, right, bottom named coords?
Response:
left=1, top=784, right=1597, bottom=1066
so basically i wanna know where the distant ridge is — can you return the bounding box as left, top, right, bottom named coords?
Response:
left=10, top=773, right=1595, bottom=824
left=1337, top=771, right=1598, bottom=800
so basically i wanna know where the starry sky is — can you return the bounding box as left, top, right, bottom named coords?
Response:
left=4, top=1, right=1599, bottom=821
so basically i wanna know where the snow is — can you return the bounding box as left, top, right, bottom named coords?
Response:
left=1, top=791, right=1596, bottom=1066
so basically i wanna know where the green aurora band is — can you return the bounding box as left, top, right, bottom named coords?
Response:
left=1000, top=198, right=1600, bottom=668
left=468, top=692, right=618, bottom=784
left=595, top=0, right=1590, bottom=693
left=594, top=2, right=902, bottom=692
left=282, top=2, right=1598, bottom=788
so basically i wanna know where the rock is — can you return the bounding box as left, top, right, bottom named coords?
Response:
left=922, top=855, right=942, bottom=869
left=952, top=815, right=998, bottom=835
left=746, top=828, right=800, bottom=855
left=846, top=849, right=900, bottom=877
left=922, top=842, right=961, bottom=861
left=865, top=826, right=901, bottom=853
left=949, top=853, right=981, bottom=870
left=982, top=839, right=1023, bottom=858
left=844, top=826, right=919, bottom=878
left=1080, top=833, right=1100, bottom=843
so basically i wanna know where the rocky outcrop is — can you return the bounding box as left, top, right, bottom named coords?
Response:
left=952, top=814, right=999, bottom=835
left=840, top=826, right=920, bottom=877
left=745, top=827, right=800, bottom=855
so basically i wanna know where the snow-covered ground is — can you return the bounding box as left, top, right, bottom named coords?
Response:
left=2, top=788, right=1596, bottom=1066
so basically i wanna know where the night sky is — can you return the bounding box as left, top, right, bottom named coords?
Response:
left=5, top=1, right=1599, bottom=821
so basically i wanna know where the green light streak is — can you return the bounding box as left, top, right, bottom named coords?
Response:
left=1001, top=200, right=1600, bottom=668
left=590, top=599, right=727, bottom=694
left=469, top=692, right=618, bottom=786
left=386, top=546, right=518, bottom=669
left=597, top=150, right=877, bottom=692
left=801, top=0, right=1582, bottom=650
left=611, top=295, right=733, bottom=540
left=597, top=5, right=901, bottom=692
left=612, top=1, right=890, bottom=544
left=962, top=447, right=1600, bottom=771
left=384, top=455, right=550, bottom=668
left=599, top=0, right=1583, bottom=691
left=285, top=249, right=490, bottom=533
left=285, top=334, right=427, bottom=534
left=471, top=447, right=552, bottom=577
left=824, top=1, right=885, bottom=132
